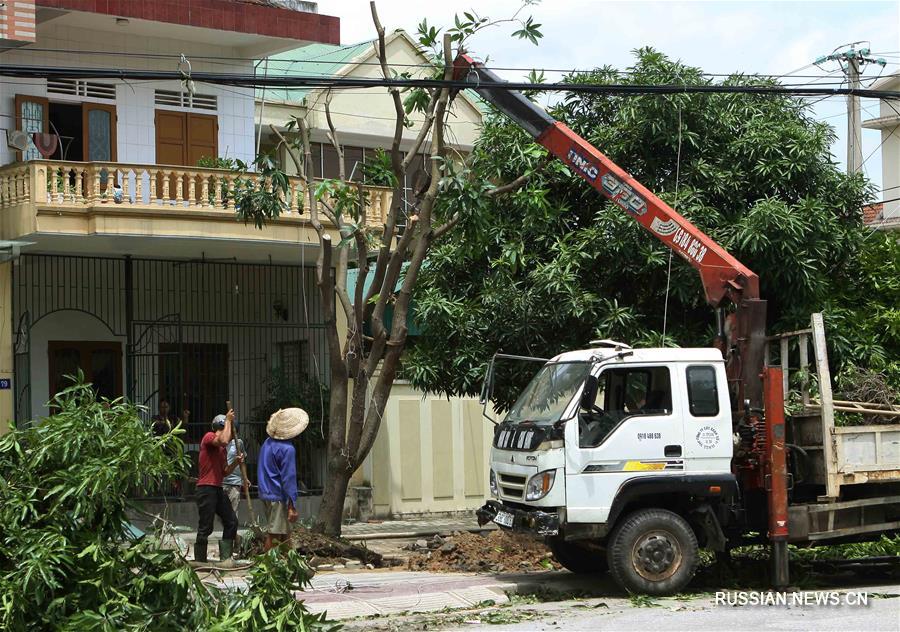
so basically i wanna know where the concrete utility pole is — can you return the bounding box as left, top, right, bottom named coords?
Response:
left=816, top=43, right=886, bottom=174
left=846, top=53, right=863, bottom=174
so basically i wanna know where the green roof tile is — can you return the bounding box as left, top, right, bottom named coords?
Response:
left=256, top=41, right=374, bottom=103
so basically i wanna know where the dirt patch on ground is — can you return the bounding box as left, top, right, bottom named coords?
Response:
left=290, top=527, right=390, bottom=568
left=406, top=530, right=560, bottom=573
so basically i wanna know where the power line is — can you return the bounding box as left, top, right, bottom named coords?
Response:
left=4, top=45, right=899, bottom=79
left=3, top=64, right=900, bottom=99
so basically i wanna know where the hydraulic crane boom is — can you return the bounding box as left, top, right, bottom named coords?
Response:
left=453, top=54, right=768, bottom=410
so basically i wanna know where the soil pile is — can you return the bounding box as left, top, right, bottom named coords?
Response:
left=406, top=530, right=560, bottom=573
left=290, top=527, right=386, bottom=567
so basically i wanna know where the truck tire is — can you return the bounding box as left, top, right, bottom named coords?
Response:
left=607, top=508, right=698, bottom=595
left=548, top=537, right=607, bottom=574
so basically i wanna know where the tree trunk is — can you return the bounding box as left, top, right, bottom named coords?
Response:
left=313, top=366, right=351, bottom=536
left=314, top=460, right=352, bottom=537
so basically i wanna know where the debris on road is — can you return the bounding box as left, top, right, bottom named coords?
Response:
left=406, top=530, right=560, bottom=573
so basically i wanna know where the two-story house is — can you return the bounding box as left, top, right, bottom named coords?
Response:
left=0, top=0, right=383, bottom=500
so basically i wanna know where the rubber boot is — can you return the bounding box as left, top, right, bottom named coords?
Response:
left=193, top=539, right=208, bottom=563
left=217, top=540, right=236, bottom=568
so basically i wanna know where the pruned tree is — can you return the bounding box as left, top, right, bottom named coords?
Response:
left=236, top=2, right=541, bottom=535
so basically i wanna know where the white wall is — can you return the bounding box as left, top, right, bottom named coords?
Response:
left=1, top=21, right=257, bottom=166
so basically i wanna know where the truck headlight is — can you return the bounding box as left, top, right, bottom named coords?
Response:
left=525, top=470, right=556, bottom=501
left=489, top=469, right=498, bottom=497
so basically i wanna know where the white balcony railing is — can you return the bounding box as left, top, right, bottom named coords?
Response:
left=0, top=160, right=391, bottom=227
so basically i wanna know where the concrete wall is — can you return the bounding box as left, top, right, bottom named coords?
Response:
left=1, top=20, right=256, bottom=167
left=362, top=381, right=493, bottom=518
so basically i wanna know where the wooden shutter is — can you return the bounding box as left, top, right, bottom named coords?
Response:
left=155, top=109, right=187, bottom=166
left=186, top=113, right=218, bottom=166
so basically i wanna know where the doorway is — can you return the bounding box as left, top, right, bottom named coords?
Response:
left=47, top=101, right=117, bottom=162
left=158, top=342, right=229, bottom=440
left=48, top=340, right=123, bottom=402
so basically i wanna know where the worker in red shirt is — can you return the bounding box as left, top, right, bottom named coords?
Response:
left=194, top=409, right=243, bottom=562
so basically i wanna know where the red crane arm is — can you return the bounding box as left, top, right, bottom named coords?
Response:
left=453, top=54, right=759, bottom=308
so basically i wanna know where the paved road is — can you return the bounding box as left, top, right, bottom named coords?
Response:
left=340, top=580, right=900, bottom=632
left=469, top=588, right=900, bottom=632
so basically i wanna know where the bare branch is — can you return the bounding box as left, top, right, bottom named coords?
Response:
left=432, top=213, right=460, bottom=240
left=371, top=1, right=405, bottom=176
left=486, top=171, right=532, bottom=198
left=402, top=93, right=438, bottom=172
left=324, top=90, right=346, bottom=182
left=268, top=123, right=305, bottom=181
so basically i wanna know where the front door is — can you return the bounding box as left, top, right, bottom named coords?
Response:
left=48, top=340, right=122, bottom=403
left=564, top=363, right=682, bottom=523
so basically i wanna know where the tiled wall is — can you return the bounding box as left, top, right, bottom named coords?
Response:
left=1, top=21, right=257, bottom=166
left=0, top=0, right=37, bottom=45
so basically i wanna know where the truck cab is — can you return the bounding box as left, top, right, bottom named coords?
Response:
left=478, top=344, right=739, bottom=594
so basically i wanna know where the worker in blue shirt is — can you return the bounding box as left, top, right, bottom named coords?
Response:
left=257, top=407, right=309, bottom=551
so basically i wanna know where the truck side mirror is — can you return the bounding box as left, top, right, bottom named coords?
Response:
left=580, top=375, right=598, bottom=410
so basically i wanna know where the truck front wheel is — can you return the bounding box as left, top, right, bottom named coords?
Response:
left=607, top=508, right=698, bottom=595
left=548, top=537, right=607, bottom=574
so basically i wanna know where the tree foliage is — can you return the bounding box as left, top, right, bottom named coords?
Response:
left=405, top=48, right=898, bottom=409
left=0, top=381, right=336, bottom=631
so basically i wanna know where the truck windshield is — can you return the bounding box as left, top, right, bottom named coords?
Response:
left=505, top=361, right=592, bottom=425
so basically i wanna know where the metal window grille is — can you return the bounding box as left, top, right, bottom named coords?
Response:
left=13, top=253, right=329, bottom=498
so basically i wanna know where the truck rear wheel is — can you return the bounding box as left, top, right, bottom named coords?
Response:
left=607, top=508, right=698, bottom=595
left=548, top=537, right=607, bottom=574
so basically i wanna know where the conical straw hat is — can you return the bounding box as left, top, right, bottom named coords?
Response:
left=266, top=407, right=309, bottom=440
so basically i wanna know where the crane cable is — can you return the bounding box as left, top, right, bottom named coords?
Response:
left=661, top=104, right=683, bottom=345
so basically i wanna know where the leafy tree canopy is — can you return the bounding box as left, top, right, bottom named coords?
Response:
left=405, top=48, right=899, bottom=409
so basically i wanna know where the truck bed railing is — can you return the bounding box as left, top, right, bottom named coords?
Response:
left=767, top=313, right=900, bottom=500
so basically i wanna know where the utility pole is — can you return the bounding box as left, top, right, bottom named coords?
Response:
left=816, top=43, right=886, bottom=174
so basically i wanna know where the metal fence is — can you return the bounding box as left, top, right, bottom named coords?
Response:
left=13, top=253, right=330, bottom=497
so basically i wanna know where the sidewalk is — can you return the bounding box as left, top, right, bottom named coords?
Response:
left=214, top=569, right=576, bottom=620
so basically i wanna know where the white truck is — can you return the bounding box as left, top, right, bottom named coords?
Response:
left=478, top=320, right=900, bottom=595
left=451, top=55, right=900, bottom=595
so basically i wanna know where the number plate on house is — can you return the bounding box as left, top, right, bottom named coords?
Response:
left=494, top=511, right=514, bottom=528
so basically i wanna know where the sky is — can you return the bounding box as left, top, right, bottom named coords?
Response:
left=322, top=0, right=900, bottom=195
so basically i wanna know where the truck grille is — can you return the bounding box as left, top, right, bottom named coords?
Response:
left=498, top=473, right=527, bottom=499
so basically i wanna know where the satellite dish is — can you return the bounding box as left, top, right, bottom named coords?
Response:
left=6, top=129, right=29, bottom=151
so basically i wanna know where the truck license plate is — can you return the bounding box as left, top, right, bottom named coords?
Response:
left=494, top=510, right=514, bottom=528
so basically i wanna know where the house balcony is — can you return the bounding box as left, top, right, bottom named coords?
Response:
left=0, top=160, right=391, bottom=260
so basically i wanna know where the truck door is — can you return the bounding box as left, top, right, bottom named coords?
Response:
left=680, top=363, right=733, bottom=471
left=564, top=363, right=683, bottom=523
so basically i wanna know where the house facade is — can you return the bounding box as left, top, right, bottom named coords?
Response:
left=0, top=1, right=384, bottom=499
left=254, top=33, right=494, bottom=518
left=862, top=74, right=900, bottom=230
